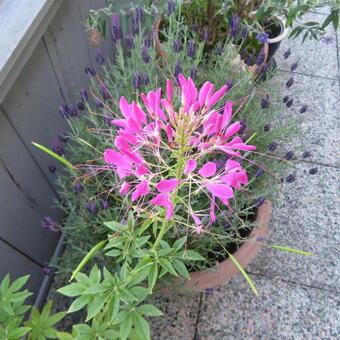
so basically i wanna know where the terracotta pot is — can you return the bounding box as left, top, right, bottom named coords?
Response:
left=178, top=200, right=271, bottom=291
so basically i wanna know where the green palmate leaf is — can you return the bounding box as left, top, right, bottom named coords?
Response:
left=173, top=236, right=187, bottom=251
left=32, top=142, right=74, bottom=169
left=148, top=263, right=158, bottom=292
left=57, top=332, right=74, bottom=340
left=8, top=327, right=31, bottom=339
left=9, top=275, right=30, bottom=293
left=104, top=221, right=128, bottom=232
left=68, top=295, right=92, bottom=313
left=137, top=304, right=163, bottom=316
left=108, top=295, right=120, bottom=325
left=134, top=313, right=151, bottom=340
left=178, top=250, right=205, bottom=261
left=228, top=253, right=258, bottom=296
left=268, top=244, right=312, bottom=255
left=172, top=259, right=190, bottom=279
left=57, top=283, right=84, bottom=297
left=119, top=313, right=133, bottom=340
left=86, top=294, right=107, bottom=321
left=159, top=258, right=178, bottom=277
left=69, top=240, right=107, bottom=282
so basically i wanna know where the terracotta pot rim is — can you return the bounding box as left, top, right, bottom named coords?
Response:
left=176, top=200, right=272, bottom=291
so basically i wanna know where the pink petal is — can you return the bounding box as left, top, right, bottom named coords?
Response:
left=166, top=79, right=173, bottom=102
left=178, top=74, right=187, bottom=88
left=206, top=183, right=234, bottom=200
left=166, top=124, right=173, bottom=142
left=116, top=168, right=132, bottom=179
left=221, top=101, right=233, bottom=130
left=120, top=96, right=132, bottom=119
left=198, top=162, right=217, bottom=177
left=127, top=117, right=141, bottom=133
left=156, top=178, right=179, bottom=193
left=132, top=101, right=147, bottom=124
left=184, top=158, right=197, bottom=174
left=225, top=159, right=242, bottom=171
left=131, top=180, right=150, bottom=201
left=136, top=164, right=149, bottom=176
left=204, top=83, right=215, bottom=107
left=198, top=82, right=213, bottom=107
left=115, top=136, right=131, bottom=154
left=207, top=85, right=228, bottom=108
left=149, top=193, right=174, bottom=219
left=104, top=149, right=132, bottom=169
left=119, top=181, right=131, bottom=194
left=224, top=122, right=241, bottom=139
left=118, top=130, right=138, bottom=145
left=191, top=213, right=203, bottom=234
left=111, top=119, right=127, bottom=128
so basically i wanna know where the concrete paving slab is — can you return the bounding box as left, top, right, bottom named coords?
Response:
left=248, top=162, right=340, bottom=291
left=276, top=12, right=338, bottom=79
left=149, top=290, right=200, bottom=340
left=196, top=275, right=339, bottom=340
left=268, top=72, right=340, bottom=166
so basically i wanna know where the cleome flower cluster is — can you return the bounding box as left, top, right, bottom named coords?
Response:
left=103, top=75, right=256, bottom=233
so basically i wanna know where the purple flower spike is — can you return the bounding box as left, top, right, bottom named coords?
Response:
left=141, top=46, right=150, bottom=63
left=100, top=83, right=110, bottom=101
left=254, top=167, right=264, bottom=178
left=282, top=95, right=290, bottom=103
left=48, top=164, right=57, bottom=173
left=263, top=124, right=271, bottom=132
left=174, top=60, right=182, bottom=79
left=256, top=237, right=266, bottom=242
left=41, top=217, right=61, bottom=232
left=104, top=113, right=112, bottom=126
left=256, top=32, right=269, bottom=43
left=58, top=104, right=69, bottom=119
left=203, top=26, right=209, bottom=41
left=284, top=151, right=294, bottom=160
left=135, top=6, right=144, bottom=23
left=173, top=38, right=182, bottom=53
left=283, top=48, right=291, bottom=59
left=255, top=48, right=265, bottom=65
left=112, top=15, right=122, bottom=40
left=187, top=40, right=196, bottom=58
left=190, top=66, right=198, bottom=80
left=127, top=34, right=135, bottom=50
left=57, top=131, right=68, bottom=143
left=80, top=88, right=88, bottom=102
left=254, top=197, right=265, bottom=208
left=286, top=174, right=296, bottom=183
left=268, top=141, right=278, bottom=152
left=95, top=48, right=105, bottom=65
left=167, top=0, right=176, bottom=15
left=86, top=202, right=98, bottom=216
left=241, top=27, right=248, bottom=39
left=142, top=73, right=150, bottom=86
left=286, top=77, right=294, bottom=88
left=101, top=200, right=110, bottom=210
left=77, top=101, right=85, bottom=111
left=68, top=104, right=78, bottom=117
left=261, top=94, right=270, bottom=109
left=193, top=23, right=199, bottom=33
left=286, top=98, right=294, bottom=108
left=229, top=15, right=239, bottom=38
left=226, top=79, right=233, bottom=89
left=133, top=72, right=142, bottom=90
left=84, top=66, right=96, bottom=76
left=290, top=62, right=298, bottom=71
left=95, top=97, right=104, bottom=109
left=74, top=182, right=84, bottom=195
left=51, top=139, right=64, bottom=156
left=239, top=119, right=247, bottom=134
left=302, top=151, right=311, bottom=158
left=299, top=105, right=308, bottom=113
left=309, top=167, right=318, bottom=175
left=144, top=35, right=152, bottom=48
left=132, top=15, right=139, bottom=35
left=204, top=288, right=213, bottom=295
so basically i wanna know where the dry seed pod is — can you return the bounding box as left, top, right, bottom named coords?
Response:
left=88, top=28, right=102, bottom=47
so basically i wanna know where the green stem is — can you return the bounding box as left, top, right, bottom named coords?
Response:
left=153, top=218, right=168, bottom=249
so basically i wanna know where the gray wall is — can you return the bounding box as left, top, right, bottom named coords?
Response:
left=0, top=0, right=115, bottom=302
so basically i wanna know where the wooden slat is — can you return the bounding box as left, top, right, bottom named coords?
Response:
left=0, top=108, right=62, bottom=264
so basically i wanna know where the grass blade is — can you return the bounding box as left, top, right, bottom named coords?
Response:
left=228, top=252, right=259, bottom=296
left=268, top=244, right=312, bottom=255
left=32, top=142, right=74, bottom=169
left=69, top=239, right=107, bottom=282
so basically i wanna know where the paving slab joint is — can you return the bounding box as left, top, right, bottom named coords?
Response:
left=193, top=292, right=203, bottom=340
left=278, top=68, right=339, bottom=81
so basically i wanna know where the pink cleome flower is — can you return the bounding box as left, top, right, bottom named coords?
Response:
left=103, top=75, right=255, bottom=232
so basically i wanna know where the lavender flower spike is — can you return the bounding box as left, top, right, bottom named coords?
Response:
left=286, top=77, right=294, bottom=88
left=187, top=40, right=196, bottom=57
left=256, top=32, right=269, bottom=44
left=133, top=72, right=142, bottom=90
left=173, top=38, right=182, bottom=53
left=190, top=66, right=197, bottom=80
left=112, top=15, right=122, bottom=40
left=86, top=202, right=98, bottom=216
left=80, top=88, right=88, bottom=102
left=41, top=217, right=61, bottom=232
left=126, top=34, right=135, bottom=50
left=95, top=48, right=105, bottom=65
left=174, top=60, right=182, bottom=78
left=167, top=0, right=176, bottom=15
left=141, top=46, right=150, bottom=63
